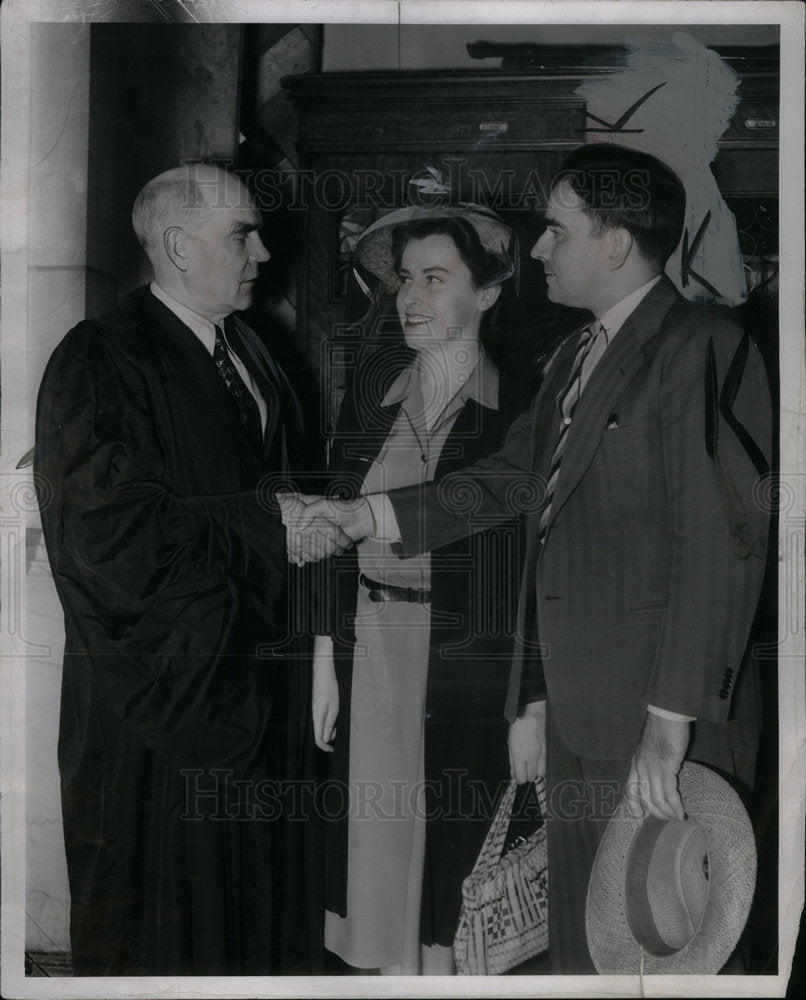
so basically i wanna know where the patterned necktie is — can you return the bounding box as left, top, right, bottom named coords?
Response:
left=538, top=321, right=604, bottom=542
left=213, top=324, right=264, bottom=446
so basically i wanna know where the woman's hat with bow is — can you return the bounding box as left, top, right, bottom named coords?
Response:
left=353, top=202, right=518, bottom=296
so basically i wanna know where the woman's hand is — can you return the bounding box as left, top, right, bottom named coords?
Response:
left=507, top=700, right=546, bottom=784
left=312, top=634, right=339, bottom=752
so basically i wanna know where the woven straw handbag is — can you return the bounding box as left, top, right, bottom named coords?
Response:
left=453, top=777, right=549, bottom=975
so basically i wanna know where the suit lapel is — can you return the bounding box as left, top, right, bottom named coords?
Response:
left=545, top=324, right=646, bottom=530
left=232, top=316, right=305, bottom=464
left=543, top=278, right=680, bottom=535
left=134, top=290, right=274, bottom=469
left=434, top=398, right=499, bottom=477
left=133, top=287, right=231, bottom=415
left=532, top=334, right=583, bottom=481
left=332, top=401, right=401, bottom=495
left=331, top=376, right=501, bottom=490
left=126, top=288, right=266, bottom=484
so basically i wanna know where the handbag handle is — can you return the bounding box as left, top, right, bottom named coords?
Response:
left=471, top=776, right=547, bottom=875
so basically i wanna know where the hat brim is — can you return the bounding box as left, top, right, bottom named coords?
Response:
left=354, top=205, right=513, bottom=292
left=586, top=761, right=756, bottom=974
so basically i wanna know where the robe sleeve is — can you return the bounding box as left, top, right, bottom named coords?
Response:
left=35, top=323, right=288, bottom=776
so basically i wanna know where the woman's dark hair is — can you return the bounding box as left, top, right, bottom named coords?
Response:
left=390, top=216, right=511, bottom=291
left=554, top=145, right=686, bottom=268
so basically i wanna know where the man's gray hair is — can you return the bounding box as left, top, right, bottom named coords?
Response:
left=132, top=169, right=212, bottom=253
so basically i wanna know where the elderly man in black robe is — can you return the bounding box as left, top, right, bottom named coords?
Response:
left=34, top=164, right=337, bottom=975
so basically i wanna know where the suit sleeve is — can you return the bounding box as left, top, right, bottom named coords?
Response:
left=389, top=404, right=541, bottom=554
left=387, top=401, right=547, bottom=713
left=642, top=319, right=772, bottom=721
left=35, top=324, right=286, bottom=775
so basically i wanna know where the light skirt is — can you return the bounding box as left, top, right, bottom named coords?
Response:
left=325, top=585, right=431, bottom=972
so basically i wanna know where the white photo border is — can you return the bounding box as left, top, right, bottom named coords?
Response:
left=1, top=2, right=803, bottom=998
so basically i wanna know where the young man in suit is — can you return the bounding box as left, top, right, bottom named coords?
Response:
left=35, top=164, right=343, bottom=975
left=289, top=145, right=772, bottom=972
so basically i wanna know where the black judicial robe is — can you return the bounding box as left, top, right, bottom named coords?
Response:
left=35, top=287, right=307, bottom=975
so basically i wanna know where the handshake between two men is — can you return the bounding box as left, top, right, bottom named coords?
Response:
left=277, top=493, right=374, bottom=566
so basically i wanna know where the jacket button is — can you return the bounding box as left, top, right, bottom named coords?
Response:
left=719, top=690, right=729, bottom=700
left=726, top=668, right=734, bottom=677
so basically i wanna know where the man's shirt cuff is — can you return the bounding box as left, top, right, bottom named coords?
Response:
left=647, top=704, right=696, bottom=723
left=364, top=493, right=402, bottom=542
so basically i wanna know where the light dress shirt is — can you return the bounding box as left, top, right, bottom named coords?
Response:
left=365, top=349, right=497, bottom=537
left=150, top=281, right=267, bottom=433
left=569, top=275, right=662, bottom=396
left=357, top=350, right=497, bottom=592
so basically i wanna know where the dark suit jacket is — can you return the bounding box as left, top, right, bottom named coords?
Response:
left=389, top=278, right=772, bottom=762
left=35, top=286, right=305, bottom=974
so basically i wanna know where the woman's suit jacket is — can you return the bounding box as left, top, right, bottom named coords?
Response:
left=316, top=349, right=533, bottom=920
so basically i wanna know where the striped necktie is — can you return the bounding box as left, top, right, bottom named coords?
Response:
left=538, top=321, right=604, bottom=543
left=213, top=323, right=264, bottom=446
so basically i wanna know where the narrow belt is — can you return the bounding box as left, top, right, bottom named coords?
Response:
left=359, top=573, right=431, bottom=604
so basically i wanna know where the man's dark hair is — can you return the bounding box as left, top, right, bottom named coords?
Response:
left=553, top=145, right=686, bottom=267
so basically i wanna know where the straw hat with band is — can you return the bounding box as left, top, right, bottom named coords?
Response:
left=353, top=204, right=517, bottom=295
left=585, top=761, right=756, bottom=974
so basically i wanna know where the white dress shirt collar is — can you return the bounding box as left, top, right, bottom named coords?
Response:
left=596, top=274, right=662, bottom=342
left=150, top=282, right=219, bottom=355
left=381, top=349, right=499, bottom=412
left=149, top=282, right=266, bottom=431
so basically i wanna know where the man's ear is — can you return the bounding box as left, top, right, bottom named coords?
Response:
left=607, top=227, right=634, bottom=270
left=163, top=227, right=189, bottom=272
left=479, top=284, right=502, bottom=311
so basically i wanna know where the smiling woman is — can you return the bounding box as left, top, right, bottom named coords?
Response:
left=395, top=224, right=501, bottom=347
left=310, top=205, right=536, bottom=976
left=391, top=221, right=503, bottom=426
left=396, top=233, right=492, bottom=348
